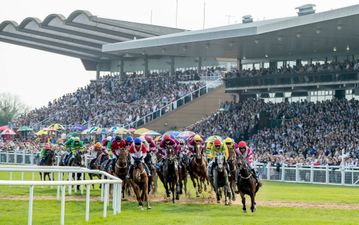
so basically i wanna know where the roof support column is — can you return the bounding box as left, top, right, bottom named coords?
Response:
left=119, top=58, right=124, bottom=79
left=269, top=61, right=277, bottom=70
left=170, top=56, right=175, bottom=76
left=296, top=59, right=301, bottom=67
left=237, top=58, right=242, bottom=71
left=197, top=56, right=202, bottom=74
left=96, top=64, right=100, bottom=80
left=144, top=55, right=149, bottom=76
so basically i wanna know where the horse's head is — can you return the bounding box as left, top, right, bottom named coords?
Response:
left=167, top=146, right=175, bottom=163
left=73, top=150, right=83, bottom=166
left=195, top=144, right=202, bottom=159
left=133, top=159, right=145, bottom=181
left=215, top=152, right=225, bottom=172
left=237, top=154, right=250, bottom=174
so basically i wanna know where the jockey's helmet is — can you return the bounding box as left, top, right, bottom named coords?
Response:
left=163, top=134, right=171, bottom=141
left=134, top=137, right=142, bottom=145
left=194, top=134, right=202, bottom=142
left=238, top=141, right=247, bottom=148
left=115, top=136, right=121, bottom=142
left=45, top=145, right=51, bottom=150
left=126, top=136, right=133, bottom=143
left=94, top=142, right=102, bottom=149
left=106, top=136, right=112, bottom=141
left=214, top=139, right=221, bottom=147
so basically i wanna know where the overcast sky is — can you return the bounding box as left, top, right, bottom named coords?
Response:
left=0, top=0, right=358, bottom=109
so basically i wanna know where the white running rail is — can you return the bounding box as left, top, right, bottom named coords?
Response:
left=0, top=165, right=122, bottom=225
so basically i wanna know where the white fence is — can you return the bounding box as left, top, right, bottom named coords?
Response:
left=0, top=165, right=122, bottom=225
left=254, top=162, right=359, bottom=186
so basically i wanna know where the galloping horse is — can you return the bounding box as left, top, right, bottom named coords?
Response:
left=39, top=150, right=55, bottom=181
left=88, top=151, right=109, bottom=188
left=60, top=150, right=83, bottom=190
left=114, top=150, right=131, bottom=198
left=189, top=144, right=208, bottom=197
left=178, top=150, right=189, bottom=195
left=144, top=150, right=158, bottom=195
left=130, top=156, right=151, bottom=210
left=162, top=146, right=179, bottom=203
left=212, top=152, right=231, bottom=205
left=227, top=148, right=237, bottom=201
left=237, top=154, right=261, bottom=213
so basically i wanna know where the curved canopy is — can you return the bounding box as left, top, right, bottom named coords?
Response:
left=0, top=10, right=184, bottom=68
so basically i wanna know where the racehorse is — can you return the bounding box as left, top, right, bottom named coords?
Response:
left=237, top=154, right=261, bottom=213
left=212, top=152, right=231, bottom=205
left=114, top=150, right=131, bottom=198
left=227, top=148, right=237, bottom=201
left=162, top=146, right=179, bottom=203
left=178, top=150, right=189, bottom=195
left=59, top=150, right=83, bottom=190
left=129, top=156, right=151, bottom=210
left=88, top=151, right=108, bottom=188
left=144, top=150, right=158, bottom=195
left=39, top=150, right=55, bottom=181
left=189, top=144, right=209, bottom=197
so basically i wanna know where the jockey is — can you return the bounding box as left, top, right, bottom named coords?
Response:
left=126, top=137, right=152, bottom=179
left=64, top=137, right=74, bottom=154
left=158, top=134, right=180, bottom=156
left=188, top=134, right=205, bottom=154
left=205, top=140, right=214, bottom=162
left=144, top=135, right=157, bottom=153
left=237, top=141, right=258, bottom=183
left=125, top=136, right=134, bottom=150
left=224, top=137, right=237, bottom=156
left=93, top=142, right=108, bottom=164
left=40, top=144, right=51, bottom=165
left=102, top=136, right=112, bottom=155
left=208, top=139, right=230, bottom=179
left=63, top=137, right=83, bottom=165
left=111, top=136, right=124, bottom=159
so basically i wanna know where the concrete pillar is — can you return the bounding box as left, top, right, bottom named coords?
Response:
left=144, top=55, right=149, bottom=76
left=170, top=56, right=175, bottom=76
left=269, top=61, right=277, bottom=70
left=296, top=59, right=301, bottom=67
left=197, top=56, right=202, bottom=74
left=96, top=64, right=100, bottom=80
left=120, top=59, right=124, bottom=77
left=237, top=58, right=242, bottom=70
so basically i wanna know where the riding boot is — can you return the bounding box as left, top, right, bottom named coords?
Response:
left=226, top=163, right=231, bottom=177
left=251, top=168, right=259, bottom=184
left=126, top=164, right=133, bottom=179
left=144, top=163, right=152, bottom=177
left=63, top=153, right=70, bottom=165
left=40, top=158, right=45, bottom=166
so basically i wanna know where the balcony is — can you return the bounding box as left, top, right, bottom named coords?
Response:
left=224, top=71, right=359, bottom=93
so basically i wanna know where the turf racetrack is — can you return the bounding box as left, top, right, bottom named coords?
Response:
left=0, top=172, right=359, bottom=225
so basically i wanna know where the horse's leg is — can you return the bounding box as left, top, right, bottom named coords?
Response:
left=231, top=180, right=236, bottom=201
left=184, top=173, right=187, bottom=194
left=240, top=192, right=246, bottom=213
left=190, top=173, right=199, bottom=197
left=172, top=181, right=176, bottom=204
left=132, top=184, right=142, bottom=209
left=214, top=172, right=220, bottom=204
left=250, top=193, right=256, bottom=212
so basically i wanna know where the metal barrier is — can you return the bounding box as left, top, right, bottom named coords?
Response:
left=254, top=162, right=359, bottom=186
left=0, top=165, right=122, bottom=225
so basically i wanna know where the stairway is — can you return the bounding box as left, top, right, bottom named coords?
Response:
left=143, top=85, right=232, bottom=131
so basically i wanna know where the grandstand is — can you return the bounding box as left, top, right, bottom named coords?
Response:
left=2, top=4, right=359, bottom=129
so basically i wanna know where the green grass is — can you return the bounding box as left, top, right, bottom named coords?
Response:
left=0, top=200, right=358, bottom=225
left=1, top=171, right=359, bottom=224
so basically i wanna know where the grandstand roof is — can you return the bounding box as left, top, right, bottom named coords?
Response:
left=103, top=4, right=359, bottom=60
left=0, top=10, right=184, bottom=69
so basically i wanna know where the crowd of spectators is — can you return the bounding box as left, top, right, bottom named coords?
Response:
left=192, top=98, right=359, bottom=167
left=14, top=71, right=206, bottom=128
left=225, top=60, right=359, bottom=78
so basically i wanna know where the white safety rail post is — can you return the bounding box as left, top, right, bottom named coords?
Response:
left=310, top=165, right=314, bottom=183
left=86, top=184, right=90, bottom=222
left=81, top=173, right=84, bottom=195
left=68, top=172, right=72, bottom=195
left=326, top=164, right=329, bottom=184
left=281, top=164, right=285, bottom=181
left=103, top=183, right=109, bottom=218
left=28, top=185, right=34, bottom=225
left=341, top=165, right=345, bottom=185
left=266, top=163, right=271, bottom=180
left=61, top=185, right=66, bottom=225
left=101, top=174, right=105, bottom=201
left=295, top=164, right=300, bottom=182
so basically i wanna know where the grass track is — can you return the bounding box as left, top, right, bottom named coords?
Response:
left=1, top=171, right=359, bottom=224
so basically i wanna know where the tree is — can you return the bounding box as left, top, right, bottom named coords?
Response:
left=0, top=93, right=29, bottom=126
